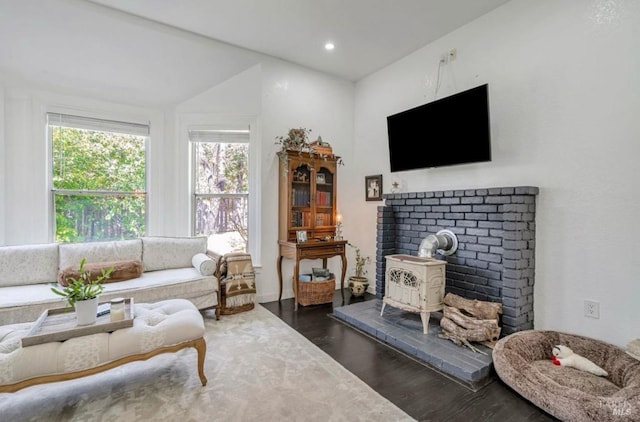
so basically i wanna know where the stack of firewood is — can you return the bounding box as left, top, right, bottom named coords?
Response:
left=438, top=292, right=503, bottom=354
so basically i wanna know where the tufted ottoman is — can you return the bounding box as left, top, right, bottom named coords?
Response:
left=0, top=299, right=207, bottom=393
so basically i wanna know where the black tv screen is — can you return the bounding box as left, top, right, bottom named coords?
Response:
left=387, top=83, right=491, bottom=172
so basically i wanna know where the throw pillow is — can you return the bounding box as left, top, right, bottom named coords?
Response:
left=192, top=253, right=217, bottom=276
left=57, top=260, right=143, bottom=286
left=142, top=236, right=207, bottom=272
left=58, top=239, right=142, bottom=270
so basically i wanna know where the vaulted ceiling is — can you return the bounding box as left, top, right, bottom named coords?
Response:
left=0, top=0, right=511, bottom=106
left=89, top=0, right=511, bottom=81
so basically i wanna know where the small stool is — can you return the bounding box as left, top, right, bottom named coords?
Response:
left=215, top=252, right=256, bottom=315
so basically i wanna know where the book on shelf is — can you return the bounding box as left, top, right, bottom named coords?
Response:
left=315, top=191, right=331, bottom=206
left=314, top=213, right=332, bottom=226
left=293, top=189, right=310, bottom=206
left=291, top=210, right=310, bottom=227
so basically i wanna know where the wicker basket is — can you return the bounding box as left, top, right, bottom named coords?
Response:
left=297, top=275, right=335, bottom=306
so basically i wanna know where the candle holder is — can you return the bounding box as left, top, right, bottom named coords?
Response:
left=334, top=221, right=343, bottom=240
left=110, top=297, right=126, bottom=321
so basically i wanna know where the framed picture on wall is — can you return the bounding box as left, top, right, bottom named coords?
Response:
left=365, top=174, right=383, bottom=201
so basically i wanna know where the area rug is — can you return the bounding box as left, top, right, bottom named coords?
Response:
left=0, top=305, right=414, bottom=422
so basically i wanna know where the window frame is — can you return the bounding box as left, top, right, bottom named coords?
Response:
left=191, top=136, right=249, bottom=251
left=184, top=115, right=261, bottom=267
left=47, top=109, right=150, bottom=243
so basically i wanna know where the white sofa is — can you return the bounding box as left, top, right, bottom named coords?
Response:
left=0, top=236, right=220, bottom=325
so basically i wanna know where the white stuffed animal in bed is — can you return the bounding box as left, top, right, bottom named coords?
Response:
left=551, top=345, right=608, bottom=377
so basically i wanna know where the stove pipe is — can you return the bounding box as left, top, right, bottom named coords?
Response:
left=418, top=229, right=458, bottom=258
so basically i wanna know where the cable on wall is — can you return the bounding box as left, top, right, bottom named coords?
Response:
left=433, top=48, right=457, bottom=100
left=434, top=57, right=445, bottom=100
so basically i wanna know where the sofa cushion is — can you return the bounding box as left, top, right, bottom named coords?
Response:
left=191, top=253, right=217, bottom=276
left=59, top=239, right=142, bottom=270
left=0, top=244, right=59, bottom=287
left=57, top=260, right=144, bottom=286
left=142, top=237, right=207, bottom=272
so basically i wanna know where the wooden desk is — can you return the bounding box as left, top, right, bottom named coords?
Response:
left=277, top=239, right=348, bottom=310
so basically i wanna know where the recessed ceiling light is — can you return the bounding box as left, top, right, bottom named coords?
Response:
left=324, top=42, right=335, bottom=51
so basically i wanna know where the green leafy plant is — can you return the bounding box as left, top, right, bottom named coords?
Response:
left=275, top=127, right=312, bottom=152
left=51, top=258, right=114, bottom=308
left=275, top=127, right=344, bottom=168
left=275, top=127, right=312, bottom=172
left=348, top=243, right=371, bottom=278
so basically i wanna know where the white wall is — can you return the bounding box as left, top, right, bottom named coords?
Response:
left=176, top=65, right=262, bottom=115
left=259, top=60, right=355, bottom=302
left=352, top=0, right=640, bottom=347
left=4, top=91, right=49, bottom=244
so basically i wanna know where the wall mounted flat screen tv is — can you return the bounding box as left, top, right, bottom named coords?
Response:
left=387, top=83, right=491, bottom=172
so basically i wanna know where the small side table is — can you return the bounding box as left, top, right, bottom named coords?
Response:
left=277, top=239, right=348, bottom=310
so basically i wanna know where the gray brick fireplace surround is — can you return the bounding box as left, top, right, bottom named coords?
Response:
left=376, top=186, right=538, bottom=335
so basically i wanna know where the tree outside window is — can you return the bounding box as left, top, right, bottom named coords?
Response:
left=49, top=113, right=147, bottom=243
left=191, top=129, right=249, bottom=254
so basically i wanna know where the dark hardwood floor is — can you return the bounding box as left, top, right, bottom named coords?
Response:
left=262, top=291, right=557, bottom=422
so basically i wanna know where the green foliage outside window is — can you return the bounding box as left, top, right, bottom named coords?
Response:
left=52, top=126, right=146, bottom=243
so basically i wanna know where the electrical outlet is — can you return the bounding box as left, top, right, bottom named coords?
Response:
left=584, top=300, right=600, bottom=319
left=448, top=48, right=457, bottom=61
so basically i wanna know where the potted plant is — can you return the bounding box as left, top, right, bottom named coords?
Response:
left=275, top=127, right=344, bottom=172
left=348, top=244, right=371, bottom=297
left=51, top=258, right=113, bottom=325
left=275, top=127, right=312, bottom=171
left=275, top=127, right=312, bottom=152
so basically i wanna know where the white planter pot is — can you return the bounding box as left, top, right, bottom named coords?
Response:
left=75, top=297, right=99, bottom=326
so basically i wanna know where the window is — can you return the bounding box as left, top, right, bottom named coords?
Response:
left=48, top=113, right=148, bottom=243
left=190, top=127, right=250, bottom=254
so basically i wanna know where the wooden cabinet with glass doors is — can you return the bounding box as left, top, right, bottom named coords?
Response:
left=277, top=150, right=339, bottom=242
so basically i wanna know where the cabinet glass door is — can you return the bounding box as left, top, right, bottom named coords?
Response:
left=315, top=167, right=334, bottom=227
left=291, top=165, right=311, bottom=228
